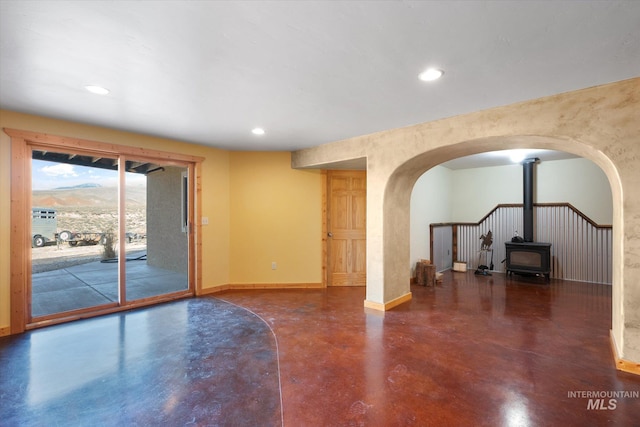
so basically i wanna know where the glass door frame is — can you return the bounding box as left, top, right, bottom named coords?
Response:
left=6, top=128, right=203, bottom=333
left=120, top=154, right=193, bottom=304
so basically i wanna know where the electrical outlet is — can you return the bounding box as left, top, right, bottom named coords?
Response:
left=201, top=217, right=209, bottom=225
left=271, top=262, right=277, bottom=270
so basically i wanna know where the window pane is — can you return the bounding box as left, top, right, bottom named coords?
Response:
left=125, top=161, right=189, bottom=300
left=31, top=150, right=119, bottom=317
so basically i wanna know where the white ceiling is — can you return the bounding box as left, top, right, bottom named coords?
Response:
left=1, top=1, right=639, bottom=163
left=440, top=149, right=577, bottom=170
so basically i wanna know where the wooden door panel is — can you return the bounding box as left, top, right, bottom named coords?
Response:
left=351, top=176, right=366, bottom=190
left=331, top=194, right=350, bottom=230
left=330, top=239, right=348, bottom=273
left=331, top=175, right=351, bottom=190
left=352, top=239, right=367, bottom=273
left=352, top=194, right=366, bottom=230
left=332, top=273, right=366, bottom=286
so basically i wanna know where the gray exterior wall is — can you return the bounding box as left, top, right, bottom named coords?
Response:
left=147, top=166, right=188, bottom=274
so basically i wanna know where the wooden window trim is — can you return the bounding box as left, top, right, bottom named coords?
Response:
left=5, top=128, right=204, bottom=334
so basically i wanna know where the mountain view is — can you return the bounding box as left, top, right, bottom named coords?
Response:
left=54, top=183, right=103, bottom=190
left=32, top=184, right=147, bottom=236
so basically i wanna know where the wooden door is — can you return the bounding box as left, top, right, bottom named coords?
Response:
left=327, top=171, right=366, bottom=286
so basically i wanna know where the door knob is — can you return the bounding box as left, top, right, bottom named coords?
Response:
left=328, top=232, right=333, bottom=237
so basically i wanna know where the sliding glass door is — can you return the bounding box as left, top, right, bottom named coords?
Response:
left=124, top=161, right=189, bottom=302
left=29, top=148, right=193, bottom=321
left=31, top=149, right=120, bottom=317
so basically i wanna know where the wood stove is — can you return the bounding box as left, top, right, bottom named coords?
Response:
left=505, top=157, right=551, bottom=281
left=505, top=242, right=551, bottom=280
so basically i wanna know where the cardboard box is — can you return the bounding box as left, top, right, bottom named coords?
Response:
left=453, top=261, right=467, bottom=272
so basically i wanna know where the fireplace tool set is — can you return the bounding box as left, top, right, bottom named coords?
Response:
left=475, top=230, right=494, bottom=276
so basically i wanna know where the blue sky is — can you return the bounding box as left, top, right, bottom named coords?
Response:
left=32, top=159, right=145, bottom=191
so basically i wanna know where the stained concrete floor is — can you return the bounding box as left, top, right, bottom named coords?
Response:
left=217, top=273, right=640, bottom=426
left=0, top=298, right=281, bottom=426
left=31, top=252, right=188, bottom=317
left=2, top=271, right=639, bottom=426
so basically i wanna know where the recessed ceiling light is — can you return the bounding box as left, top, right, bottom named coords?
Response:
left=418, top=68, right=444, bottom=82
left=510, top=150, right=527, bottom=163
left=252, top=128, right=265, bottom=135
left=85, top=85, right=110, bottom=95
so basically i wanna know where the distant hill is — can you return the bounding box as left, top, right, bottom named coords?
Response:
left=33, top=184, right=146, bottom=208
left=54, top=183, right=102, bottom=190
left=32, top=184, right=146, bottom=235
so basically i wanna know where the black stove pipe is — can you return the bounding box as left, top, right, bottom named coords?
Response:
left=522, top=158, right=538, bottom=242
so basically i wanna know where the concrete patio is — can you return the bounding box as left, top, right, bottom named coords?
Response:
left=31, top=251, right=188, bottom=317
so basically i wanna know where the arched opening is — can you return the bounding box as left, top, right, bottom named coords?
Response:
left=410, top=149, right=613, bottom=283
left=381, top=135, right=623, bottom=356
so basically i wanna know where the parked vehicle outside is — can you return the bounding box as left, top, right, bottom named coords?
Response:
left=31, top=208, right=59, bottom=247
left=31, top=207, right=144, bottom=248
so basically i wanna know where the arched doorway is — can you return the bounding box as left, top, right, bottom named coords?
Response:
left=379, top=135, right=626, bottom=366
left=410, top=149, right=613, bottom=284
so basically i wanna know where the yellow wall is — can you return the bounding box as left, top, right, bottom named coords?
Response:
left=229, top=151, right=322, bottom=285
left=0, top=110, right=323, bottom=332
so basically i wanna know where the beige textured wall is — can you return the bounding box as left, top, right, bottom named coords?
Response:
left=292, top=78, right=640, bottom=363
